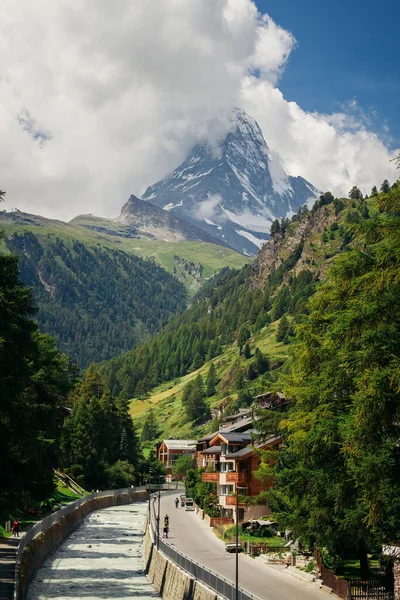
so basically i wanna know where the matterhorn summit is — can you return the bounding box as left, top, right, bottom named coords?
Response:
left=142, top=109, right=319, bottom=255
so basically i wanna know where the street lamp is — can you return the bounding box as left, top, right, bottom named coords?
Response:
left=235, top=485, right=247, bottom=600
left=157, top=475, right=164, bottom=549
left=147, top=468, right=153, bottom=518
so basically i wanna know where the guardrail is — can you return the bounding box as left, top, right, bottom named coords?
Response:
left=149, top=497, right=263, bottom=600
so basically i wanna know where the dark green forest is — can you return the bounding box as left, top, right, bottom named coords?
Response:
left=256, top=183, right=400, bottom=575
left=7, top=232, right=187, bottom=367
left=0, top=223, right=74, bottom=518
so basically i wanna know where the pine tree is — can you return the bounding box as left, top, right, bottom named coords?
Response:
left=206, top=363, right=217, bottom=397
left=243, top=343, right=251, bottom=359
left=184, top=375, right=209, bottom=423
left=276, top=314, right=289, bottom=342
left=380, top=179, right=390, bottom=193
left=237, top=326, right=250, bottom=354
left=140, top=408, right=161, bottom=443
left=349, top=185, right=363, bottom=200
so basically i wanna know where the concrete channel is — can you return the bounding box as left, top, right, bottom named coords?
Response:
left=27, top=502, right=159, bottom=600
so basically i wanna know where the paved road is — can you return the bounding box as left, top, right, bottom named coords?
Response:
left=27, top=502, right=158, bottom=600
left=159, top=493, right=329, bottom=600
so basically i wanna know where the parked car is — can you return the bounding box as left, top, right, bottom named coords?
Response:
left=185, top=497, right=194, bottom=511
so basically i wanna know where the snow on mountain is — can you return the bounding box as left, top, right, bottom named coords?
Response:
left=142, top=108, right=320, bottom=255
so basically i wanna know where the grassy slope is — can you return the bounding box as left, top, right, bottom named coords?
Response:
left=0, top=214, right=248, bottom=294
left=130, top=320, right=289, bottom=439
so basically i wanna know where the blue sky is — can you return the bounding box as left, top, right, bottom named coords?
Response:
left=256, top=0, right=400, bottom=148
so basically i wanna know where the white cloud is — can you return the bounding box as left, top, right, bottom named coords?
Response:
left=0, top=0, right=397, bottom=220
left=195, top=194, right=223, bottom=221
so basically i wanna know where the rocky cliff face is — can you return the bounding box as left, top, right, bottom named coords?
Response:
left=251, top=204, right=342, bottom=289
left=142, top=108, right=320, bottom=256
left=117, top=195, right=227, bottom=245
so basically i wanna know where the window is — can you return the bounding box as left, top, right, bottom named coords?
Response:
left=220, top=462, right=234, bottom=472
left=221, top=485, right=234, bottom=496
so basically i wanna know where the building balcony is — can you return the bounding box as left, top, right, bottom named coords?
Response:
left=202, top=472, right=220, bottom=483
left=225, top=472, right=248, bottom=484
left=225, top=495, right=245, bottom=506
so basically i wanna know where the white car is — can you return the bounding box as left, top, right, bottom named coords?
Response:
left=185, top=498, right=195, bottom=511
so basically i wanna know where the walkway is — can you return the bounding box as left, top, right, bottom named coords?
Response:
left=159, top=493, right=329, bottom=600
left=27, top=502, right=158, bottom=600
left=0, top=537, right=19, bottom=600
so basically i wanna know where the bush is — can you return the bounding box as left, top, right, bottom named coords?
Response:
left=105, top=460, right=135, bottom=489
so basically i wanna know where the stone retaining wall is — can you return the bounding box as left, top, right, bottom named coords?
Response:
left=394, top=562, right=400, bottom=600
left=144, top=525, right=223, bottom=600
left=18, top=490, right=147, bottom=600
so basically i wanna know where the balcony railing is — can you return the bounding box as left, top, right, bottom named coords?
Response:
left=225, top=495, right=245, bottom=506
left=202, top=472, right=220, bottom=482
left=225, top=472, right=248, bottom=484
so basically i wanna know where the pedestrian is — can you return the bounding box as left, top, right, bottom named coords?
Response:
left=285, top=553, right=291, bottom=568
left=175, top=498, right=179, bottom=508
left=164, top=514, right=169, bottom=526
left=12, top=519, right=20, bottom=538
left=163, top=517, right=169, bottom=539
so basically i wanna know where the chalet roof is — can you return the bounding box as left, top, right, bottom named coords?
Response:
left=209, top=431, right=252, bottom=446
left=197, top=433, right=216, bottom=443
left=202, top=446, right=221, bottom=454
left=162, top=439, right=197, bottom=451
left=220, top=416, right=253, bottom=433
left=220, top=408, right=252, bottom=423
left=225, top=435, right=281, bottom=458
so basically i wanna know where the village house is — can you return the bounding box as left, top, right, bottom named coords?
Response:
left=157, top=439, right=197, bottom=480
left=201, top=430, right=282, bottom=523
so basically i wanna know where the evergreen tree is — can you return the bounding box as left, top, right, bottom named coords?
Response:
left=140, top=408, right=161, bottom=443
left=349, top=185, right=363, bottom=200
left=237, top=326, right=250, bottom=354
left=243, top=342, right=251, bottom=359
left=184, top=375, right=209, bottom=423
left=270, top=219, right=280, bottom=237
left=380, top=179, right=390, bottom=193
left=206, top=363, right=217, bottom=397
left=276, top=314, right=289, bottom=342
left=255, top=348, right=269, bottom=375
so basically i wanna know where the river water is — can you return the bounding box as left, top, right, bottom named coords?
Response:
left=27, top=502, right=159, bottom=600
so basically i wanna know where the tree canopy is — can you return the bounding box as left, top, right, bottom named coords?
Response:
left=257, top=186, right=400, bottom=574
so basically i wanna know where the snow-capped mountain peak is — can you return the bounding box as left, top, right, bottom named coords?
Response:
left=142, top=109, right=320, bottom=255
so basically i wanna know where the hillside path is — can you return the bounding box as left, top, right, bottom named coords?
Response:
left=159, top=493, right=330, bottom=600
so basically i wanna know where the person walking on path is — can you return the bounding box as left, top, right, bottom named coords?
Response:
left=175, top=498, right=179, bottom=508
left=12, top=520, right=20, bottom=538
left=163, top=516, right=169, bottom=538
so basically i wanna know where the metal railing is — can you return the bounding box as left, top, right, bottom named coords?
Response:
left=149, top=498, right=263, bottom=600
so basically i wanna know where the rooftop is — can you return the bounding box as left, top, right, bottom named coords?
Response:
left=162, top=439, right=197, bottom=450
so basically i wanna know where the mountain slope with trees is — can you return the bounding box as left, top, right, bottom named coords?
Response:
left=5, top=231, right=187, bottom=367
left=101, top=189, right=370, bottom=401
left=256, top=182, right=400, bottom=575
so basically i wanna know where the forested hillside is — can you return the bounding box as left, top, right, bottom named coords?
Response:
left=7, top=232, right=187, bottom=366
left=101, top=189, right=369, bottom=402
left=256, top=181, right=400, bottom=573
